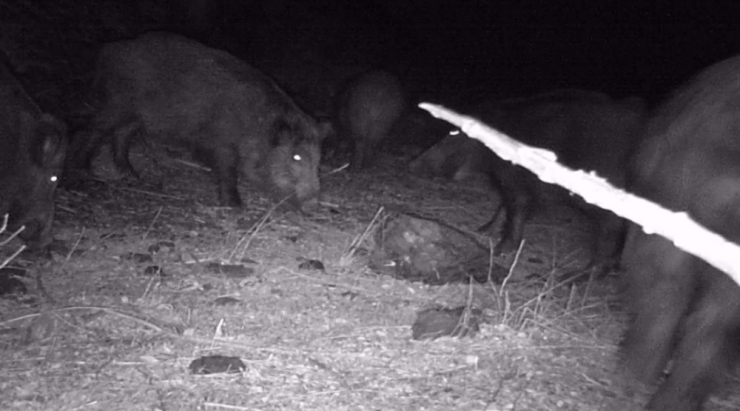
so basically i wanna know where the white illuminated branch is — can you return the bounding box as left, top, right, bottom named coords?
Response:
left=419, top=102, right=740, bottom=286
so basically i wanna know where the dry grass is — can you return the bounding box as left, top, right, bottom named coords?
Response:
left=0, top=148, right=691, bottom=411
left=0, top=3, right=738, bottom=408
left=0, top=215, right=27, bottom=268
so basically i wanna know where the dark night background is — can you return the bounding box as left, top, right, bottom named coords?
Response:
left=2, top=0, right=740, bottom=139
left=4, top=3, right=740, bottom=408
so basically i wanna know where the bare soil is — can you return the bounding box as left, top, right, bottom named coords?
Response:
left=3, top=145, right=739, bottom=411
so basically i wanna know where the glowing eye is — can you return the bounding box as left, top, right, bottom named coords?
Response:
left=449, top=130, right=461, bottom=136
left=293, top=154, right=302, bottom=161
left=50, top=175, right=59, bottom=183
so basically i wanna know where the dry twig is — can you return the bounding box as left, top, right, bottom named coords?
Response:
left=420, top=102, right=740, bottom=287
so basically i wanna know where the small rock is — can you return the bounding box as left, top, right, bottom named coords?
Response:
left=121, top=252, right=153, bottom=264
left=0, top=268, right=28, bottom=295
left=412, top=306, right=482, bottom=340
left=189, top=355, right=246, bottom=375
left=298, top=259, right=325, bottom=271
left=205, top=262, right=254, bottom=278
left=214, top=296, right=241, bottom=306
left=143, top=265, right=165, bottom=277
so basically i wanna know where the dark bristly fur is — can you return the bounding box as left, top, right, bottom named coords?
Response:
left=67, top=32, right=329, bottom=209
left=0, top=60, right=67, bottom=249
left=410, top=90, right=645, bottom=270
left=621, top=55, right=740, bottom=411
left=334, top=70, right=405, bottom=170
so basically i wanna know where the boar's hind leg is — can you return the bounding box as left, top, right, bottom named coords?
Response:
left=481, top=167, right=534, bottom=255
left=65, top=127, right=106, bottom=179
left=70, top=130, right=100, bottom=172
left=351, top=138, right=370, bottom=170
left=111, top=121, right=143, bottom=179
left=621, top=253, right=688, bottom=386
left=589, top=211, right=628, bottom=273
left=648, top=266, right=740, bottom=411
left=493, top=188, right=530, bottom=255
left=206, top=145, right=242, bottom=207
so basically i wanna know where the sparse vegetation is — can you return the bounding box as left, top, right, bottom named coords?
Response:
left=1, top=152, right=650, bottom=411
left=2, top=1, right=739, bottom=410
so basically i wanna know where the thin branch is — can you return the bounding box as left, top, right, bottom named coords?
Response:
left=419, top=102, right=740, bottom=287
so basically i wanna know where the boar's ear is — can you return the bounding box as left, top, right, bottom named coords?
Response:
left=27, top=113, right=67, bottom=168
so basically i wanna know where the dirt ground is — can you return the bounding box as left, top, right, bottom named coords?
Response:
left=1, top=143, right=738, bottom=411
left=2, top=1, right=740, bottom=409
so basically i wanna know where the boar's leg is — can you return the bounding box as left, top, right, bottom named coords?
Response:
left=480, top=165, right=535, bottom=255
left=351, top=138, right=370, bottom=170
left=111, top=122, right=143, bottom=179
left=587, top=209, right=628, bottom=273
left=202, top=145, right=242, bottom=207
left=621, top=234, right=691, bottom=394
left=647, top=264, right=740, bottom=411
left=493, top=190, right=530, bottom=255
left=72, top=131, right=98, bottom=172
left=65, top=127, right=106, bottom=178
